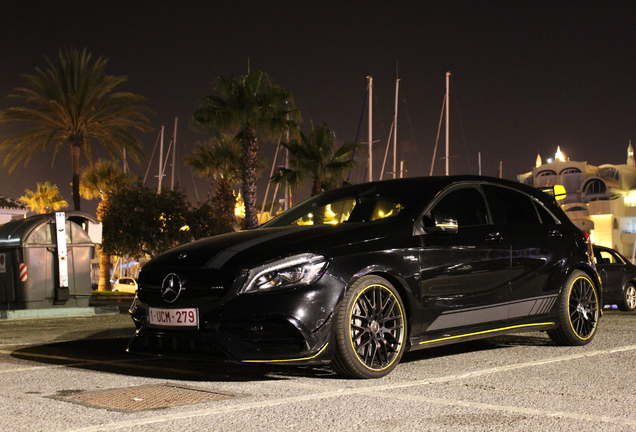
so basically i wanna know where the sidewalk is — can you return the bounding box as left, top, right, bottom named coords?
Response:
left=89, top=294, right=135, bottom=313
left=0, top=295, right=133, bottom=320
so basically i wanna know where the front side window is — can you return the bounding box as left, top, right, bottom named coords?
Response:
left=430, top=186, right=489, bottom=228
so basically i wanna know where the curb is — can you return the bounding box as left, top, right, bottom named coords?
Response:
left=0, top=306, right=120, bottom=321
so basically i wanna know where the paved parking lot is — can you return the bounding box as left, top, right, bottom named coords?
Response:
left=0, top=308, right=634, bottom=431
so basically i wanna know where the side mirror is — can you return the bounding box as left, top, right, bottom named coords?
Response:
left=423, top=212, right=458, bottom=234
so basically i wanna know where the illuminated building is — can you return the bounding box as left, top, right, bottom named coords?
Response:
left=518, top=143, right=636, bottom=258
left=0, top=195, right=29, bottom=223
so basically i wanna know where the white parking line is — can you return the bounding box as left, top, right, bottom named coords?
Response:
left=367, top=392, right=636, bottom=426
left=370, top=344, right=636, bottom=391
left=60, top=344, right=636, bottom=432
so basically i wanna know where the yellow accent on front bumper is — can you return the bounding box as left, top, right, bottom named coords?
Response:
left=242, top=342, right=329, bottom=363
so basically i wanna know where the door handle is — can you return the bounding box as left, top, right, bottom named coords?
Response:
left=485, top=233, right=504, bottom=242
left=548, top=230, right=562, bottom=237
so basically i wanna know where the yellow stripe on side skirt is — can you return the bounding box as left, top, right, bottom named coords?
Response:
left=419, top=322, right=555, bottom=345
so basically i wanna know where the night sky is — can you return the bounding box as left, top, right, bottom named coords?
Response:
left=1, top=1, right=635, bottom=217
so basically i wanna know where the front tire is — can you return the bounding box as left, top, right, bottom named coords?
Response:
left=548, top=270, right=599, bottom=346
left=618, top=283, right=636, bottom=312
left=331, top=276, right=407, bottom=379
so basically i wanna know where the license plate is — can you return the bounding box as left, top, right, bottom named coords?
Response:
left=148, top=307, right=199, bottom=328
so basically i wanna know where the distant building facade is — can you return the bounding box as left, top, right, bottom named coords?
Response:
left=518, top=144, right=636, bottom=259
left=0, top=195, right=28, bottom=224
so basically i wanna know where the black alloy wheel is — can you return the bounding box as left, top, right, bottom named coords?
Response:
left=332, top=275, right=407, bottom=379
left=548, top=270, right=599, bottom=346
left=619, top=283, right=636, bottom=312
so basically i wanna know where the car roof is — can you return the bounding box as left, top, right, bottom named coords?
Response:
left=294, top=175, right=556, bottom=205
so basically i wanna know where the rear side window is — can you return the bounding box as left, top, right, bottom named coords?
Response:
left=486, top=186, right=541, bottom=225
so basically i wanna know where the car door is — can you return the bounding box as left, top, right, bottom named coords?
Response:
left=594, top=247, right=627, bottom=303
left=483, top=184, right=564, bottom=320
left=417, top=184, right=513, bottom=336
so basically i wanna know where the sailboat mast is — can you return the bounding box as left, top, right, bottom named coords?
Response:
left=445, top=71, right=450, bottom=176
left=393, top=78, right=400, bottom=179
left=479, top=152, right=482, bottom=175
left=171, top=117, right=178, bottom=191
left=158, top=126, right=164, bottom=193
left=284, top=124, right=290, bottom=211
left=367, top=76, right=373, bottom=182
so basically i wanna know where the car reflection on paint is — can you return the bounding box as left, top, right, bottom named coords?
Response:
left=593, top=245, right=636, bottom=312
left=127, top=175, right=601, bottom=379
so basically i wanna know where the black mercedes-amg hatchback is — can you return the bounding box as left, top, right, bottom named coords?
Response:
left=128, top=175, right=601, bottom=378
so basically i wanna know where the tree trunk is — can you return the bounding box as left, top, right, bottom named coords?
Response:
left=241, top=129, right=259, bottom=229
left=97, top=246, right=112, bottom=291
left=95, top=199, right=111, bottom=291
left=213, top=178, right=236, bottom=233
left=311, top=178, right=322, bottom=197
left=71, top=143, right=82, bottom=211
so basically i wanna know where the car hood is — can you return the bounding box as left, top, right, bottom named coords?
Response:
left=143, top=223, right=391, bottom=271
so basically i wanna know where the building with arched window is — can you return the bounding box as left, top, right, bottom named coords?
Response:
left=518, top=143, right=636, bottom=259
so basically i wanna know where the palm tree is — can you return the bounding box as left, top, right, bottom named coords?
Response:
left=271, top=122, right=359, bottom=197
left=0, top=48, right=151, bottom=211
left=185, top=135, right=242, bottom=233
left=80, top=159, right=135, bottom=291
left=191, top=69, right=301, bottom=229
left=19, top=181, right=68, bottom=214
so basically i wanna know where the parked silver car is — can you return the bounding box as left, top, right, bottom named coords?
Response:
left=113, top=277, right=138, bottom=294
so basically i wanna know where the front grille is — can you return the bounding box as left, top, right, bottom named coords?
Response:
left=137, top=267, right=237, bottom=308
left=138, top=288, right=225, bottom=308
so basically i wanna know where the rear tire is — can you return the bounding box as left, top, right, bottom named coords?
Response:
left=618, top=283, right=636, bottom=312
left=548, top=270, right=599, bottom=346
left=331, top=275, right=407, bottom=379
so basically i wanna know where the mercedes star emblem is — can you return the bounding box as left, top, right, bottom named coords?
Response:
left=161, top=273, right=183, bottom=303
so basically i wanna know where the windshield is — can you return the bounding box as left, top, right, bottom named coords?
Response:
left=262, top=182, right=422, bottom=227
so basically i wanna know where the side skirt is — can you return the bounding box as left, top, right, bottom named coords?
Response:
left=408, top=321, right=557, bottom=351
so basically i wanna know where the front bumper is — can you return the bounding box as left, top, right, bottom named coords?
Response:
left=127, top=274, right=345, bottom=365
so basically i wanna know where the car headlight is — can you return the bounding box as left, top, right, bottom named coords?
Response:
left=240, top=253, right=329, bottom=294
